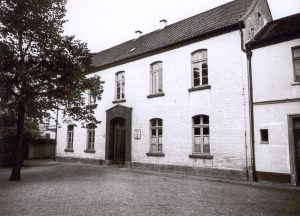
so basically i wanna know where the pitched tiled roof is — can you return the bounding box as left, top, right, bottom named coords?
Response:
left=247, top=13, right=300, bottom=49
left=92, top=0, right=255, bottom=70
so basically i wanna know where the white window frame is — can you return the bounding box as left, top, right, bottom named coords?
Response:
left=115, top=71, right=125, bottom=100
left=191, top=50, right=208, bottom=87
left=88, top=90, right=96, bottom=105
left=192, top=115, right=210, bottom=153
left=150, top=118, right=163, bottom=153
left=67, top=125, right=74, bottom=149
left=150, top=61, right=163, bottom=94
left=86, top=123, right=95, bottom=151
left=292, top=46, right=300, bottom=82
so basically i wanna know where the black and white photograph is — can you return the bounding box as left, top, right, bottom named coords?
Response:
left=0, top=0, right=300, bottom=215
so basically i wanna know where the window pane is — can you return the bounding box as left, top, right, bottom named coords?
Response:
left=194, top=144, right=201, bottom=152
left=203, top=116, right=209, bottom=124
left=203, top=127, right=209, bottom=135
left=194, top=78, right=200, bottom=87
left=203, top=144, right=210, bottom=153
left=294, top=59, right=300, bottom=81
left=68, top=125, right=74, bottom=131
left=201, top=50, right=207, bottom=59
left=158, top=144, right=162, bottom=151
left=202, top=62, right=208, bottom=76
left=194, top=136, right=201, bottom=145
left=151, top=144, right=157, bottom=152
left=192, top=52, right=201, bottom=62
left=151, top=129, right=156, bottom=136
left=158, top=136, right=162, bottom=144
left=158, top=129, right=162, bottom=135
left=194, top=116, right=200, bottom=125
left=194, top=128, right=201, bottom=135
left=193, top=64, right=200, bottom=78
left=157, top=119, right=162, bottom=126
left=294, top=48, right=300, bottom=58
left=202, top=77, right=208, bottom=85
left=203, top=136, right=209, bottom=145
left=158, top=70, right=163, bottom=93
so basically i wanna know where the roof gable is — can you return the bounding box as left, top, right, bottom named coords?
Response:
left=92, top=0, right=255, bottom=70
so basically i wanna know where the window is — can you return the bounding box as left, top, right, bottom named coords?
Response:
left=192, top=115, right=210, bottom=153
left=86, top=123, right=95, bottom=151
left=191, top=50, right=208, bottom=87
left=88, top=90, right=96, bottom=105
left=150, top=62, right=163, bottom=94
left=45, top=133, right=50, bottom=139
left=150, top=118, right=163, bottom=152
left=67, top=125, right=74, bottom=149
left=260, top=129, right=269, bottom=144
left=115, top=71, right=125, bottom=100
left=292, top=46, right=300, bottom=82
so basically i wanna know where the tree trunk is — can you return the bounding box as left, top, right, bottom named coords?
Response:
left=9, top=100, right=25, bottom=181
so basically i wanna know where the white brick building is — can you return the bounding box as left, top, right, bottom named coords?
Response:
left=56, top=0, right=279, bottom=181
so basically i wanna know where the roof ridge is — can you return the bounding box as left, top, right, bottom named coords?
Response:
left=94, top=0, right=250, bottom=55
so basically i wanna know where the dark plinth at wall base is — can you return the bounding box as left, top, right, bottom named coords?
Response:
left=256, top=171, right=291, bottom=184
left=56, top=156, right=104, bottom=165
left=188, top=85, right=211, bottom=92
left=146, top=152, right=165, bottom=157
left=128, top=162, right=247, bottom=180
left=147, top=93, right=165, bottom=99
left=189, top=154, right=213, bottom=159
left=112, top=99, right=126, bottom=104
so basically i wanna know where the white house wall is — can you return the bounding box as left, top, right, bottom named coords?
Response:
left=252, top=38, right=300, bottom=174
left=57, top=30, right=250, bottom=172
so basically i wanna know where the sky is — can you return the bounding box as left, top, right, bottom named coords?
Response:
left=63, top=0, right=300, bottom=53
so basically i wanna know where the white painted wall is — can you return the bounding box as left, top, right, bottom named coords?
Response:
left=56, top=30, right=250, bottom=171
left=252, top=38, right=300, bottom=174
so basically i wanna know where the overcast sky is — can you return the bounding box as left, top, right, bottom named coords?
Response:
left=63, top=0, right=300, bottom=53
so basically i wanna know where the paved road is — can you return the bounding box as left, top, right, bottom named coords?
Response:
left=0, top=161, right=300, bottom=216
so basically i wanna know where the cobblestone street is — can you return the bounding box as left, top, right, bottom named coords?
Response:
left=0, top=161, right=300, bottom=216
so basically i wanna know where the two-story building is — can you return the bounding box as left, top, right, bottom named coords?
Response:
left=247, top=13, right=300, bottom=185
left=56, top=0, right=273, bottom=181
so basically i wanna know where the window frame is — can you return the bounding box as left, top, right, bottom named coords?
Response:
left=115, top=71, right=125, bottom=101
left=292, top=46, right=300, bottom=82
left=150, top=61, right=163, bottom=95
left=260, top=129, right=269, bottom=144
left=149, top=118, right=163, bottom=153
left=86, top=123, right=96, bottom=152
left=66, top=125, right=74, bottom=149
left=191, top=49, right=208, bottom=88
left=192, top=115, right=210, bottom=154
left=88, top=90, right=97, bottom=105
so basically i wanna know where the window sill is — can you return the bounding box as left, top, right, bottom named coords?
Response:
left=84, top=150, right=96, bottom=153
left=188, top=85, right=211, bottom=92
left=261, top=141, right=269, bottom=144
left=112, top=99, right=126, bottom=104
left=189, top=154, right=213, bottom=159
left=64, top=148, right=74, bottom=153
left=291, top=82, right=300, bottom=86
left=146, top=152, right=165, bottom=157
left=147, top=93, right=165, bottom=99
left=86, top=104, right=98, bottom=109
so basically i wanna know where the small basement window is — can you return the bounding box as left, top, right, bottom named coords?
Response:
left=260, top=129, right=269, bottom=144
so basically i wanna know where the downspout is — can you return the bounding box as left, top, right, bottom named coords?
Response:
left=239, top=22, right=257, bottom=182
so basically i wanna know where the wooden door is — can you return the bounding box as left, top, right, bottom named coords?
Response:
left=113, top=119, right=126, bottom=165
left=293, top=117, right=300, bottom=184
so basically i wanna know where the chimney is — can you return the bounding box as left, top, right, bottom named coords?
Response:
left=160, top=19, right=167, bottom=29
left=135, top=30, right=142, bottom=39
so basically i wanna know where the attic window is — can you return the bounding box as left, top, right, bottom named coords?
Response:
left=129, top=48, right=136, bottom=52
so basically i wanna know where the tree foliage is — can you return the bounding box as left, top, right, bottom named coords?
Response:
left=0, top=0, right=103, bottom=180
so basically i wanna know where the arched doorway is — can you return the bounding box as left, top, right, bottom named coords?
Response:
left=105, top=105, right=132, bottom=165
left=109, top=118, right=126, bottom=164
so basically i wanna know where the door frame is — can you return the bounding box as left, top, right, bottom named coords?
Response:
left=288, top=114, right=300, bottom=185
left=105, top=105, right=132, bottom=165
